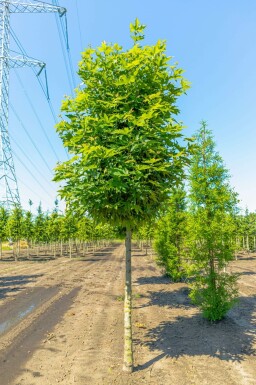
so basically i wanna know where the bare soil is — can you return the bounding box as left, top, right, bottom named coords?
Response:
left=0, top=245, right=255, bottom=385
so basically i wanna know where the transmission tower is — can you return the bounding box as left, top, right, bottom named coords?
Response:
left=0, top=0, right=66, bottom=209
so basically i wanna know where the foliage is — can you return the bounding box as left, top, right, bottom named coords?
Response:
left=6, top=205, right=23, bottom=242
left=33, top=203, right=47, bottom=243
left=235, top=209, right=256, bottom=250
left=46, top=211, right=61, bottom=243
left=54, top=19, right=191, bottom=227
left=188, top=121, right=239, bottom=321
left=154, top=186, right=189, bottom=281
left=0, top=206, right=9, bottom=242
left=189, top=272, right=239, bottom=321
left=23, top=210, right=34, bottom=246
left=136, top=222, right=155, bottom=242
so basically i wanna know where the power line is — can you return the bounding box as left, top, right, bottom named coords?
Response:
left=14, top=70, right=60, bottom=162
left=9, top=131, right=57, bottom=192
left=75, top=0, right=83, bottom=52
left=17, top=176, right=48, bottom=204
left=52, top=0, right=76, bottom=93
left=10, top=103, right=53, bottom=174
left=10, top=27, right=58, bottom=123
left=12, top=148, right=56, bottom=201
left=10, top=27, right=69, bottom=160
left=10, top=28, right=61, bottom=161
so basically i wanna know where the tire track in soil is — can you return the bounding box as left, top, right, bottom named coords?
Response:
left=66, top=244, right=126, bottom=385
left=0, top=287, right=80, bottom=385
left=0, top=243, right=125, bottom=385
left=0, top=247, right=112, bottom=306
left=1, top=245, right=255, bottom=385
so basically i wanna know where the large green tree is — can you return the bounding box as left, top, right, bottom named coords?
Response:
left=54, top=19, right=191, bottom=371
left=188, top=121, right=239, bottom=321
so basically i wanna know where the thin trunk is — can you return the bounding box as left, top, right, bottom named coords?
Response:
left=209, top=253, right=216, bottom=290
left=123, top=227, right=133, bottom=372
left=60, top=239, right=63, bottom=256
left=0, top=240, right=2, bottom=259
left=69, top=238, right=72, bottom=258
left=17, top=239, right=20, bottom=260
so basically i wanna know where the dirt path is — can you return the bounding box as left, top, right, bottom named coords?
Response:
left=0, top=246, right=255, bottom=384
left=130, top=251, right=256, bottom=385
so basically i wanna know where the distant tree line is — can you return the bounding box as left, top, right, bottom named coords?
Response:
left=0, top=200, right=118, bottom=260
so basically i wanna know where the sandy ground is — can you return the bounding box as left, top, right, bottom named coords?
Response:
left=0, top=244, right=255, bottom=385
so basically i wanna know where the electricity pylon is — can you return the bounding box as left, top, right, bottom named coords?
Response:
left=0, top=0, right=66, bottom=209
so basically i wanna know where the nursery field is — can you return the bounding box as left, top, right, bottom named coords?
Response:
left=0, top=244, right=255, bottom=385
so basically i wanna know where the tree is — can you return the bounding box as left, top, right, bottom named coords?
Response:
left=154, top=185, right=188, bottom=281
left=188, top=121, right=239, bottom=321
left=136, top=221, right=155, bottom=255
left=23, top=210, right=34, bottom=257
left=6, top=205, right=24, bottom=260
left=33, top=203, right=47, bottom=255
left=54, top=19, right=191, bottom=371
left=61, top=211, right=77, bottom=258
left=47, top=211, right=61, bottom=258
left=0, top=206, right=9, bottom=258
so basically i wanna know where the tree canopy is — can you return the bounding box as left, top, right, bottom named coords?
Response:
left=54, top=19, right=191, bottom=227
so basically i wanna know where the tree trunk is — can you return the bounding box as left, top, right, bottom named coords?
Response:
left=69, top=239, right=72, bottom=258
left=123, top=227, right=133, bottom=372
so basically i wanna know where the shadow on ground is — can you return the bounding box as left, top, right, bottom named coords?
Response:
left=0, top=274, right=43, bottom=299
left=135, top=292, right=256, bottom=370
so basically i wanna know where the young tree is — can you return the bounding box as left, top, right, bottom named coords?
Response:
left=34, top=203, right=47, bottom=255
left=6, top=205, right=24, bottom=260
left=188, top=121, right=239, bottom=321
left=23, top=210, right=34, bottom=257
left=54, top=19, right=191, bottom=371
left=61, top=211, right=78, bottom=258
left=136, top=222, right=155, bottom=255
left=47, top=211, right=61, bottom=258
left=0, top=206, right=9, bottom=258
left=154, top=185, right=188, bottom=281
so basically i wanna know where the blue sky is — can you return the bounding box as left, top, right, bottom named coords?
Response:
left=7, top=0, right=256, bottom=213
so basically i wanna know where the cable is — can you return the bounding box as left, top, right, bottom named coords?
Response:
left=9, top=132, right=57, bottom=192
left=52, top=0, right=76, bottom=93
left=10, top=28, right=58, bottom=123
left=17, top=176, right=47, bottom=204
left=10, top=27, right=70, bottom=160
left=14, top=70, right=60, bottom=162
left=12, top=149, right=56, bottom=201
left=53, top=9, right=74, bottom=94
left=63, top=13, right=77, bottom=88
left=75, top=0, right=83, bottom=52
left=10, top=103, right=53, bottom=174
